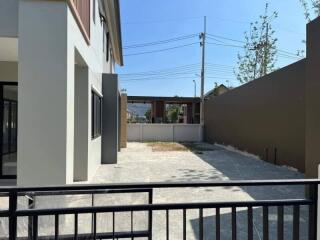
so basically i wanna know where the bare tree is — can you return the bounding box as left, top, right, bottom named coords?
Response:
left=236, top=3, right=278, bottom=84
left=300, top=0, right=320, bottom=22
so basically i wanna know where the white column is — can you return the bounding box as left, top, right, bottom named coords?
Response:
left=17, top=0, right=74, bottom=186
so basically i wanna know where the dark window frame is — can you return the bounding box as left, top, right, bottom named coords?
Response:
left=106, top=31, right=110, bottom=61
left=99, top=12, right=109, bottom=61
left=91, top=89, right=102, bottom=139
left=102, top=23, right=105, bottom=52
left=93, top=0, right=96, bottom=24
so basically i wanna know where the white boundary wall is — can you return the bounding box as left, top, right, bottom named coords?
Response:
left=128, top=124, right=203, bottom=142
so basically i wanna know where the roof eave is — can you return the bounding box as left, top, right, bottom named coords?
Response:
left=103, top=0, right=123, bottom=66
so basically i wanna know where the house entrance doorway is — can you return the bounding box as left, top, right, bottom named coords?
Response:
left=0, top=82, right=17, bottom=179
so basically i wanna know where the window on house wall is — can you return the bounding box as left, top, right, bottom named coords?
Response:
left=102, top=23, right=105, bottom=52
left=91, top=90, right=102, bottom=139
left=93, top=0, right=96, bottom=24
left=106, top=32, right=110, bottom=61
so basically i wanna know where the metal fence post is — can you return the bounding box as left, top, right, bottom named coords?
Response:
left=91, top=193, right=95, bottom=235
left=27, top=194, right=35, bottom=239
left=308, top=183, right=318, bottom=240
left=8, top=191, right=17, bottom=240
left=148, top=189, right=153, bottom=240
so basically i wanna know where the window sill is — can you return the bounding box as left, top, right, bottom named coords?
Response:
left=91, top=134, right=101, bottom=141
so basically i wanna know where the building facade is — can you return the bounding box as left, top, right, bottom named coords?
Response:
left=0, top=0, right=123, bottom=186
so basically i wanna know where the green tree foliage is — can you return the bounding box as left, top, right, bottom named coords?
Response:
left=297, top=0, right=320, bottom=58
left=300, top=0, right=320, bottom=22
left=145, top=109, right=151, bottom=122
left=166, top=105, right=180, bottom=123
left=236, top=3, right=278, bottom=84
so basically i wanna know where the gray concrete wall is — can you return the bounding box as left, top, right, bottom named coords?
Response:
left=305, top=17, right=320, bottom=178
left=16, top=0, right=113, bottom=186
left=74, top=65, right=89, bottom=181
left=102, top=74, right=118, bottom=164
left=204, top=60, right=306, bottom=173
left=0, top=0, right=18, bottom=37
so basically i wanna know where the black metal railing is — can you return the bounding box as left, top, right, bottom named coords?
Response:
left=0, top=179, right=318, bottom=240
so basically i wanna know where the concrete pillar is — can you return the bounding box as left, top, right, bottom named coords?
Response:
left=305, top=17, right=320, bottom=178
left=155, top=101, right=165, bottom=123
left=192, top=102, right=196, bottom=124
left=17, top=1, right=73, bottom=186
left=74, top=66, right=89, bottom=181
left=120, top=93, right=127, bottom=148
left=101, top=74, right=118, bottom=164
left=151, top=101, right=156, bottom=123
left=195, top=102, right=201, bottom=124
left=187, top=103, right=193, bottom=124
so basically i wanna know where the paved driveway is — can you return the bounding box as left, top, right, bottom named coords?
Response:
left=92, top=142, right=306, bottom=240
left=0, top=142, right=308, bottom=239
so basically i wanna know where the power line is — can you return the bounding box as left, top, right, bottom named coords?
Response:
left=122, top=16, right=203, bottom=25
left=123, top=34, right=198, bottom=49
left=121, top=72, right=201, bottom=79
left=207, top=41, right=303, bottom=60
left=278, top=49, right=301, bottom=57
left=120, top=63, right=233, bottom=74
left=120, top=66, right=234, bottom=76
left=124, top=42, right=199, bottom=56
left=119, top=65, right=234, bottom=78
left=122, top=15, right=303, bottom=36
left=119, top=63, right=201, bottom=75
left=122, top=31, right=301, bottom=59
left=207, top=33, right=245, bottom=44
left=207, top=33, right=303, bottom=59
left=120, top=71, right=235, bottom=80
left=207, top=42, right=244, bottom=49
left=206, top=62, right=235, bottom=68
left=121, top=75, right=236, bottom=82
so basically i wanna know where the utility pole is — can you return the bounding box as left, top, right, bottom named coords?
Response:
left=200, top=16, right=206, bottom=126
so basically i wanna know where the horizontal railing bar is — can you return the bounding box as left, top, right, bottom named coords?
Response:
left=15, top=230, right=150, bottom=239
left=0, top=210, right=10, bottom=217
left=0, top=179, right=319, bottom=192
left=18, top=188, right=152, bottom=197
left=15, top=199, right=312, bottom=216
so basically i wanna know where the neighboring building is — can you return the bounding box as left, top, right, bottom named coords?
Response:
left=205, top=84, right=229, bottom=100
left=127, top=96, right=201, bottom=124
left=0, top=0, right=123, bottom=186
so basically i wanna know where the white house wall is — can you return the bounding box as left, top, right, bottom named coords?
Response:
left=18, top=0, right=69, bottom=186
left=17, top=0, right=115, bottom=186
left=67, top=0, right=107, bottom=182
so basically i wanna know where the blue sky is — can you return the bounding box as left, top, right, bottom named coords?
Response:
left=117, top=0, right=310, bottom=97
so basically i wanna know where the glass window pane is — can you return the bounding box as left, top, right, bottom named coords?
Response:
left=1, top=85, right=18, bottom=176
left=2, top=101, right=9, bottom=154
left=91, top=91, right=102, bottom=139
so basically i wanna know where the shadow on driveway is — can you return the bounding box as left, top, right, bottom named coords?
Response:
left=173, top=143, right=307, bottom=240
